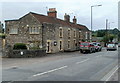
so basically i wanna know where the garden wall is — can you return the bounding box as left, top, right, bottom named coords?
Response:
left=3, top=49, right=46, bottom=58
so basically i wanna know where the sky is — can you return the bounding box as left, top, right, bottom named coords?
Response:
left=0, top=0, right=119, bottom=31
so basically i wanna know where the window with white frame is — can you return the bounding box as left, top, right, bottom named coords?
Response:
left=74, top=30, right=76, bottom=37
left=29, top=27, right=39, bottom=34
left=79, top=31, right=81, bottom=39
left=59, top=27, right=63, bottom=38
left=90, top=32, right=92, bottom=40
left=68, top=28, right=71, bottom=38
left=74, top=39, right=76, bottom=47
left=9, top=27, right=18, bottom=34
left=85, top=32, right=88, bottom=39
left=68, top=40, right=70, bottom=49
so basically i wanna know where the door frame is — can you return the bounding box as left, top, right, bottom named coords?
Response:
left=46, top=40, right=51, bottom=53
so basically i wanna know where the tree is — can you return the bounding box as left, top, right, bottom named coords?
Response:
left=118, top=32, right=120, bottom=41
left=97, top=31, right=105, bottom=37
left=95, top=30, right=106, bottom=37
left=109, top=34, right=116, bottom=42
left=102, top=36, right=109, bottom=47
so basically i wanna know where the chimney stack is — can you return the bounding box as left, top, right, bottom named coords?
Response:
left=73, top=16, right=77, bottom=24
left=47, top=8, right=57, bottom=18
left=64, top=13, right=70, bottom=22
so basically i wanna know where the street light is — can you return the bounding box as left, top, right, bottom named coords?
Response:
left=91, top=4, right=102, bottom=42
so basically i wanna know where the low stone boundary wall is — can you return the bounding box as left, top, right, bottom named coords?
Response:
left=3, top=50, right=46, bottom=58
left=0, top=38, right=2, bottom=52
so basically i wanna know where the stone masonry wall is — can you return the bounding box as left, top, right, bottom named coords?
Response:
left=5, top=14, right=43, bottom=49
left=5, top=13, right=90, bottom=54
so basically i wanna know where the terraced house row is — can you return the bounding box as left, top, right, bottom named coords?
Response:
left=5, top=8, right=91, bottom=53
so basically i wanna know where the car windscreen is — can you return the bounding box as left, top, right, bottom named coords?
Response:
left=93, top=43, right=97, bottom=45
left=81, top=43, right=89, bottom=46
left=108, top=44, right=114, bottom=47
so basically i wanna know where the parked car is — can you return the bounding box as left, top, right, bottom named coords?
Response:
left=106, top=43, right=117, bottom=51
left=80, top=42, right=95, bottom=53
left=118, top=43, right=120, bottom=47
left=92, top=42, right=102, bottom=51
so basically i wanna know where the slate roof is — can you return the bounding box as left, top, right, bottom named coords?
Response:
left=30, top=12, right=89, bottom=31
left=5, top=12, right=90, bottom=31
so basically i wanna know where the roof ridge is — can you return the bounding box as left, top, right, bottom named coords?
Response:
left=23, top=12, right=89, bottom=31
left=30, top=12, right=85, bottom=27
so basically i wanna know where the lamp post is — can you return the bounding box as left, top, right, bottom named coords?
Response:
left=91, top=4, right=102, bottom=42
left=105, top=19, right=108, bottom=46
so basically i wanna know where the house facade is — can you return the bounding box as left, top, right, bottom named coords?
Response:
left=0, top=21, right=3, bottom=33
left=5, top=8, right=91, bottom=53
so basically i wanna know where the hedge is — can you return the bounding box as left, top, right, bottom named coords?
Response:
left=13, top=43, right=27, bottom=50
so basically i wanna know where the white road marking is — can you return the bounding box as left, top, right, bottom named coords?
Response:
left=105, top=66, right=119, bottom=81
left=33, top=66, right=68, bottom=77
left=101, top=65, right=119, bottom=81
left=76, top=58, right=89, bottom=64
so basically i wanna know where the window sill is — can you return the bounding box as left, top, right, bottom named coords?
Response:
left=29, top=33, right=40, bottom=35
left=68, top=37, right=71, bottom=39
left=59, top=36, right=63, bottom=38
left=9, top=33, right=18, bottom=35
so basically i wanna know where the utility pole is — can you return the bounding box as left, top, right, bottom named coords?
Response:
left=105, top=19, right=108, bottom=47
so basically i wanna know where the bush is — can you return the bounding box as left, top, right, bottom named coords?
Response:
left=13, top=43, right=27, bottom=50
left=30, top=47, right=40, bottom=50
left=0, top=33, right=6, bottom=39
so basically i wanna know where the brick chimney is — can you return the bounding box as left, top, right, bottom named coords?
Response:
left=64, top=13, right=70, bottom=22
left=73, top=16, right=77, bottom=24
left=47, top=8, right=57, bottom=18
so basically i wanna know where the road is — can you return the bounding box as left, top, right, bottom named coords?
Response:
left=2, top=48, right=119, bottom=82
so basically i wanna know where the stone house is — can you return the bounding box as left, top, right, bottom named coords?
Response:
left=0, top=21, right=3, bottom=33
left=5, top=8, right=91, bottom=53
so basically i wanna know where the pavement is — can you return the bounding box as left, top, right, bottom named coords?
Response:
left=108, top=47, right=120, bottom=81
left=1, top=48, right=119, bottom=82
left=2, top=51, right=82, bottom=69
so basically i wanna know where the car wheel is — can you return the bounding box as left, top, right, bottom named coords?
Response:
left=80, top=50, right=83, bottom=53
left=89, top=50, right=92, bottom=53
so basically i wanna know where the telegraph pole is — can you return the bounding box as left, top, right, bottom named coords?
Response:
left=105, top=19, right=108, bottom=47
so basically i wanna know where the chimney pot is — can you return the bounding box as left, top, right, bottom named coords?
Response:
left=64, top=13, right=70, bottom=22
left=73, top=16, right=77, bottom=24
left=47, top=8, right=57, bottom=18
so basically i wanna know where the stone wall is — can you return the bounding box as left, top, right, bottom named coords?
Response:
left=5, top=14, right=43, bottom=48
left=5, top=13, right=90, bottom=54
left=0, top=38, right=2, bottom=52
left=4, top=49, right=46, bottom=58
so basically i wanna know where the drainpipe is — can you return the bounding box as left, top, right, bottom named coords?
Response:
left=41, top=24, right=44, bottom=50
